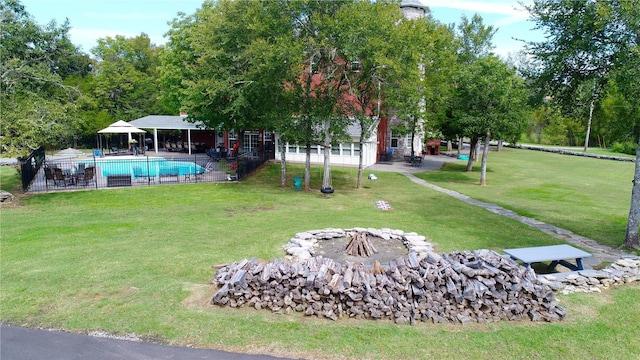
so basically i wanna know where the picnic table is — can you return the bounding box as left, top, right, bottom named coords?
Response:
left=503, top=244, right=592, bottom=272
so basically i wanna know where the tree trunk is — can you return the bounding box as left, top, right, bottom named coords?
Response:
left=304, top=143, right=311, bottom=191
left=322, top=119, right=332, bottom=196
left=322, top=145, right=331, bottom=196
left=583, top=88, right=596, bottom=152
left=357, top=135, right=364, bottom=189
left=466, top=138, right=477, bottom=172
left=280, top=145, right=287, bottom=188
left=480, top=131, right=491, bottom=186
left=497, top=139, right=503, bottom=152
left=410, top=125, right=416, bottom=158
left=623, top=135, right=640, bottom=249
left=447, top=140, right=453, bottom=152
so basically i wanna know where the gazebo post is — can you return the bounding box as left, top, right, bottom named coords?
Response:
left=153, top=129, right=159, bottom=153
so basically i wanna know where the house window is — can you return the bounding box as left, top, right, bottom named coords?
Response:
left=331, top=144, right=341, bottom=155
left=243, top=131, right=259, bottom=153
left=391, top=132, right=400, bottom=148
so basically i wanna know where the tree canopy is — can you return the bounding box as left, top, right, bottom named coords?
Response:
left=525, top=0, right=640, bottom=248
left=0, top=0, right=89, bottom=156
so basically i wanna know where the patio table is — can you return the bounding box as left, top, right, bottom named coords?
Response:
left=503, top=244, right=592, bottom=272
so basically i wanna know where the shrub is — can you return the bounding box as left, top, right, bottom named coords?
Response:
left=611, top=141, right=638, bottom=155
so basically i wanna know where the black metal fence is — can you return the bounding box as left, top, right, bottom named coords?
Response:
left=20, top=146, right=45, bottom=191
left=25, top=147, right=271, bottom=193
left=237, top=145, right=272, bottom=180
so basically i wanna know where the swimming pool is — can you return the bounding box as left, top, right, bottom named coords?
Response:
left=82, top=157, right=206, bottom=178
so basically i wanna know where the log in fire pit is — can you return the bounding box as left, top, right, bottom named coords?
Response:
left=344, top=231, right=379, bottom=257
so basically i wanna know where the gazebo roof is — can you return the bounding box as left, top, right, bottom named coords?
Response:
left=98, top=120, right=146, bottom=134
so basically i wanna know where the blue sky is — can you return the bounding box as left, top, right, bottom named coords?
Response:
left=20, top=0, right=543, bottom=58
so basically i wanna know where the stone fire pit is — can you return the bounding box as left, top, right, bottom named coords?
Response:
left=283, top=227, right=434, bottom=265
left=211, top=228, right=568, bottom=324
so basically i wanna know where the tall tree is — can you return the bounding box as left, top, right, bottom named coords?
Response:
left=286, top=0, right=350, bottom=191
left=525, top=0, right=619, bottom=151
left=451, top=55, right=527, bottom=184
left=456, top=13, right=496, bottom=65
left=163, top=0, right=298, bottom=175
left=324, top=1, right=411, bottom=189
left=0, top=0, right=89, bottom=156
left=526, top=0, right=640, bottom=249
left=91, top=33, right=167, bottom=121
left=385, top=12, right=457, bottom=165
left=439, top=14, right=496, bottom=162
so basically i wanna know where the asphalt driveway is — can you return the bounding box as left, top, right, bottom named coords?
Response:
left=1, top=325, right=300, bottom=360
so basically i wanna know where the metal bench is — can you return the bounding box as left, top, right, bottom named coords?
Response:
left=159, top=169, right=179, bottom=184
left=106, top=174, right=132, bottom=187
left=503, top=244, right=592, bottom=272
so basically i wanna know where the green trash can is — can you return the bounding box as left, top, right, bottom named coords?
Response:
left=293, top=176, right=302, bottom=191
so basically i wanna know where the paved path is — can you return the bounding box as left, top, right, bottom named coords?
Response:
left=0, top=325, right=296, bottom=360
left=367, top=155, right=631, bottom=267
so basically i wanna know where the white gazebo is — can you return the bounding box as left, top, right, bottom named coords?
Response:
left=97, top=120, right=146, bottom=152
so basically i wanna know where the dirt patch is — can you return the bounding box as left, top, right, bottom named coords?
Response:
left=313, top=236, right=409, bottom=266
left=224, top=205, right=276, bottom=217
left=182, top=283, right=217, bottom=308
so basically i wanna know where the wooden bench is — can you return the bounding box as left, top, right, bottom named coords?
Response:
left=106, top=174, right=132, bottom=187
left=503, top=244, right=592, bottom=272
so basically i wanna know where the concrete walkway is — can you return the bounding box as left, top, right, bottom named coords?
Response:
left=366, top=155, right=631, bottom=267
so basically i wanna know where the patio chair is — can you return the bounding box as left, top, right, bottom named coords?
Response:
left=76, top=166, right=95, bottom=186
left=53, top=168, right=73, bottom=186
left=44, top=167, right=56, bottom=186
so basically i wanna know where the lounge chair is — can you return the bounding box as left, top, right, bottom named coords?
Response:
left=194, top=162, right=213, bottom=181
left=159, top=167, right=180, bottom=183
left=133, top=167, right=154, bottom=182
left=76, top=166, right=95, bottom=186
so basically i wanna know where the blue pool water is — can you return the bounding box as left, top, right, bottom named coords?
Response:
left=82, top=158, right=205, bottom=177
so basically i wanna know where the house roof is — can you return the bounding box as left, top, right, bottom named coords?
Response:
left=400, top=0, right=429, bottom=11
left=129, top=115, right=207, bottom=130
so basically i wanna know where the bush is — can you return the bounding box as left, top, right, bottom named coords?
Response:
left=611, top=141, right=638, bottom=155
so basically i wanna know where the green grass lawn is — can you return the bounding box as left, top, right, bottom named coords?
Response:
left=416, top=148, right=635, bottom=249
left=1, top=165, right=21, bottom=192
left=1, top=160, right=639, bottom=359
